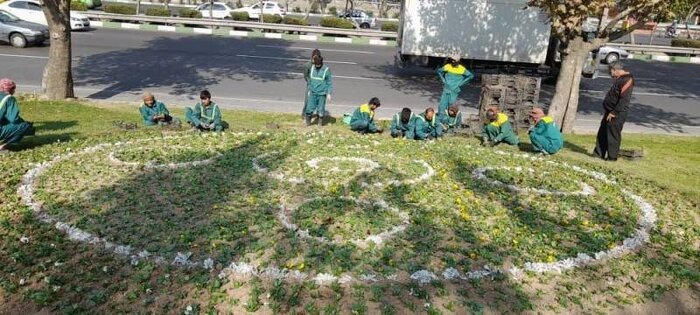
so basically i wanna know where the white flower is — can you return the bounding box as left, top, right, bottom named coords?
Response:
left=19, top=236, right=30, bottom=244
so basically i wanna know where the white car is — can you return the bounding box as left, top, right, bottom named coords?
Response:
left=0, top=0, right=90, bottom=30
left=194, top=2, right=235, bottom=19
left=232, top=1, right=286, bottom=20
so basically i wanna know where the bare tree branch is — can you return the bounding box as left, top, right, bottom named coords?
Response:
left=601, top=0, right=663, bottom=36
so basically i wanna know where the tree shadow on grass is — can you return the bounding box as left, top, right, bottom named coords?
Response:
left=38, top=135, right=295, bottom=265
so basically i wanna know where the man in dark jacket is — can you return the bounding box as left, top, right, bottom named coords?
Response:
left=594, top=62, right=634, bottom=161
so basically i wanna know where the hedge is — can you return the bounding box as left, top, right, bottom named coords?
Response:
left=178, top=8, right=202, bottom=18
left=230, top=11, right=249, bottom=21
left=282, top=16, right=308, bottom=26
left=381, top=21, right=398, bottom=32
left=70, top=1, right=87, bottom=11
left=145, top=7, right=171, bottom=17
left=319, top=17, right=354, bottom=29
left=104, top=4, right=137, bottom=15
left=671, top=38, right=700, bottom=48
left=262, top=14, right=282, bottom=24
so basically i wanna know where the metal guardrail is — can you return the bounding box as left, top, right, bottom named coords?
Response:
left=606, top=43, right=700, bottom=56
left=82, top=12, right=398, bottom=39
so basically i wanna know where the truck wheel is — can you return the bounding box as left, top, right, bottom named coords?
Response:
left=360, top=23, right=370, bottom=29
left=10, top=33, right=27, bottom=48
left=604, top=52, right=619, bottom=64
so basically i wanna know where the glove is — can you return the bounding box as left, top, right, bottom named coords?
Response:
left=209, top=123, right=217, bottom=130
left=199, top=122, right=209, bottom=129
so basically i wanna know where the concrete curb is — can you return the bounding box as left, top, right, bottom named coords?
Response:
left=90, top=20, right=397, bottom=47
left=627, top=53, right=700, bottom=64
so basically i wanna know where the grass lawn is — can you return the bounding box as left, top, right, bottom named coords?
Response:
left=1, top=100, right=698, bottom=314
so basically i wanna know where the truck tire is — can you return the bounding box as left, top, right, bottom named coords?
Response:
left=10, top=33, right=27, bottom=48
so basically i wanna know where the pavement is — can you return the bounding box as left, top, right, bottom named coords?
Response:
left=1, top=28, right=699, bottom=135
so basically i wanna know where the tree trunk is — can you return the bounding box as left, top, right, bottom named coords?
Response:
left=547, top=37, right=593, bottom=133
left=41, top=0, right=74, bottom=100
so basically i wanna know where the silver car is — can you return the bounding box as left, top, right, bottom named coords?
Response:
left=338, top=9, right=377, bottom=29
left=0, top=9, right=47, bottom=48
left=596, top=45, right=630, bottom=64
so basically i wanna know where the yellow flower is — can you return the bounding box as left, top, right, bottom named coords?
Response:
left=297, top=263, right=305, bottom=270
left=512, top=239, right=519, bottom=245
left=546, top=255, right=556, bottom=263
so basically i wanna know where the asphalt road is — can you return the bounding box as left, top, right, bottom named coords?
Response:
left=1, top=28, right=698, bottom=135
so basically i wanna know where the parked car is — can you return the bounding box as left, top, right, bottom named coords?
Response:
left=338, top=9, right=376, bottom=29
left=195, top=2, right=235, bottom=19
left=232, top=1, right=286, bottom=20
left=0, top=0, right=90, bottom=30
left=596, top=45, right=630, bottom=64
left=0, top=10, right=48, bottom=48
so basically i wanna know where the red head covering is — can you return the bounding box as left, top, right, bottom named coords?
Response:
left=0, top=78, right=16, bottom=94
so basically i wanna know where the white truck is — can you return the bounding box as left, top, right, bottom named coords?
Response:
left=396, top=0, right=553, bottom=72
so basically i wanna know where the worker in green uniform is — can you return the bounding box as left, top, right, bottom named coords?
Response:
left=0, top=78, right=34, bottom=153
left=304, top=56, right=333, bottom=127
left=350, top=97, right=382, bottom=134
left=139, top=92, right=180, bottom=128
left=437, top=54, right=474, bottom=116
left=302, top=49, right=322, bottom=118
left=185, top=90, right=226, bottom=132
left=439, top=105, right=462, bottom=134
left=409, top=107, right=443, bottom=140
left=482, top=108, right=519, bottom=146
left=528, top=107, right=563, bottom=154
left=390, top=107, right=414, bottom=138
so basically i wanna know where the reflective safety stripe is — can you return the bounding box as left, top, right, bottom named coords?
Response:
left=198, top=103, right=219, bottom=121
left=359, top=104, right=374, bottom=120
left=0, top=95, right=11, bottom=113
left=309, top=66, right=329, bottom=81
left=444, top=64, right=466, bottom=75
left=542, top=116, right=554, bottom=124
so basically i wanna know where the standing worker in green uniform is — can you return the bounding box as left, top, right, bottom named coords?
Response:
left=528, top=107, right=563, bottom=154
left=409, top=107, right=443, bottom=140
left=390, top=107, right=415, bottom=138
left=482, top=108, right=519, bottom=146
left=185, top=90, right=226, bottom=132
left=0, top=78, right=34, bottom=153
left=302, top=49, right=322, bottom=119
left=304, top=56, right=333, bottom=127
left=437, top=54, right=474, bottom=116
left=350, top=97, right=382, bottom=134
left=439, top=105, right=463, bottom=134
left=139, top=92, right=180, bottom=128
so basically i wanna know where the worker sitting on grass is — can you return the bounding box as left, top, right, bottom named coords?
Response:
left=390, top=107, right=414, bottom=138
left=528, top=107, right=563, bottom=155
left=185, top=90, right=226, bottom=132
left=439, top=105, right=463, bottom=134
left=304, top=56, right=333, bottom=127
left=140, top=92, right=180, bottom=128
left=437, top=54, right=474, bottom=116
left=0, top=78, right=34, bottom=153
left=410, top=107, right=443, bottom=140
left=350, top=97, right=382, bottom=134
left=482, top=108, right=519, bottom=146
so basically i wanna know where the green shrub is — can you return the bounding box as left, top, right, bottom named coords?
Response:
left=178, top=8, right=202, bottom=18
left=231, top=11, right=249, bottom=21
left=328, top=6, right=337, bottom=15
left=671, top=38, right=700, bottom=48
left=381, top=21, right=398, bottom=32
left=283, top=16, right=308, bottom=26
left=320, top=17, right=354, bottom=29
left=104, top=4, right=137, bottom=15
left=70, top=1, right=87, bottom=11
left=145, top=7, right=171, bottom=17
left=293, top=7, right=302, bottom=13
left=262, top=14, right=283, bottom=24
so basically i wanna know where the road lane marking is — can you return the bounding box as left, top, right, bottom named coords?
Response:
left=245, top=70, right=383, bottom=81
left=580, top=89, right=699, bottom=98
left=235, top=54, right=357, bottom=64
left=0, top=54, right=47, bottom=59
left=255, top=44, right=375, bottom=54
